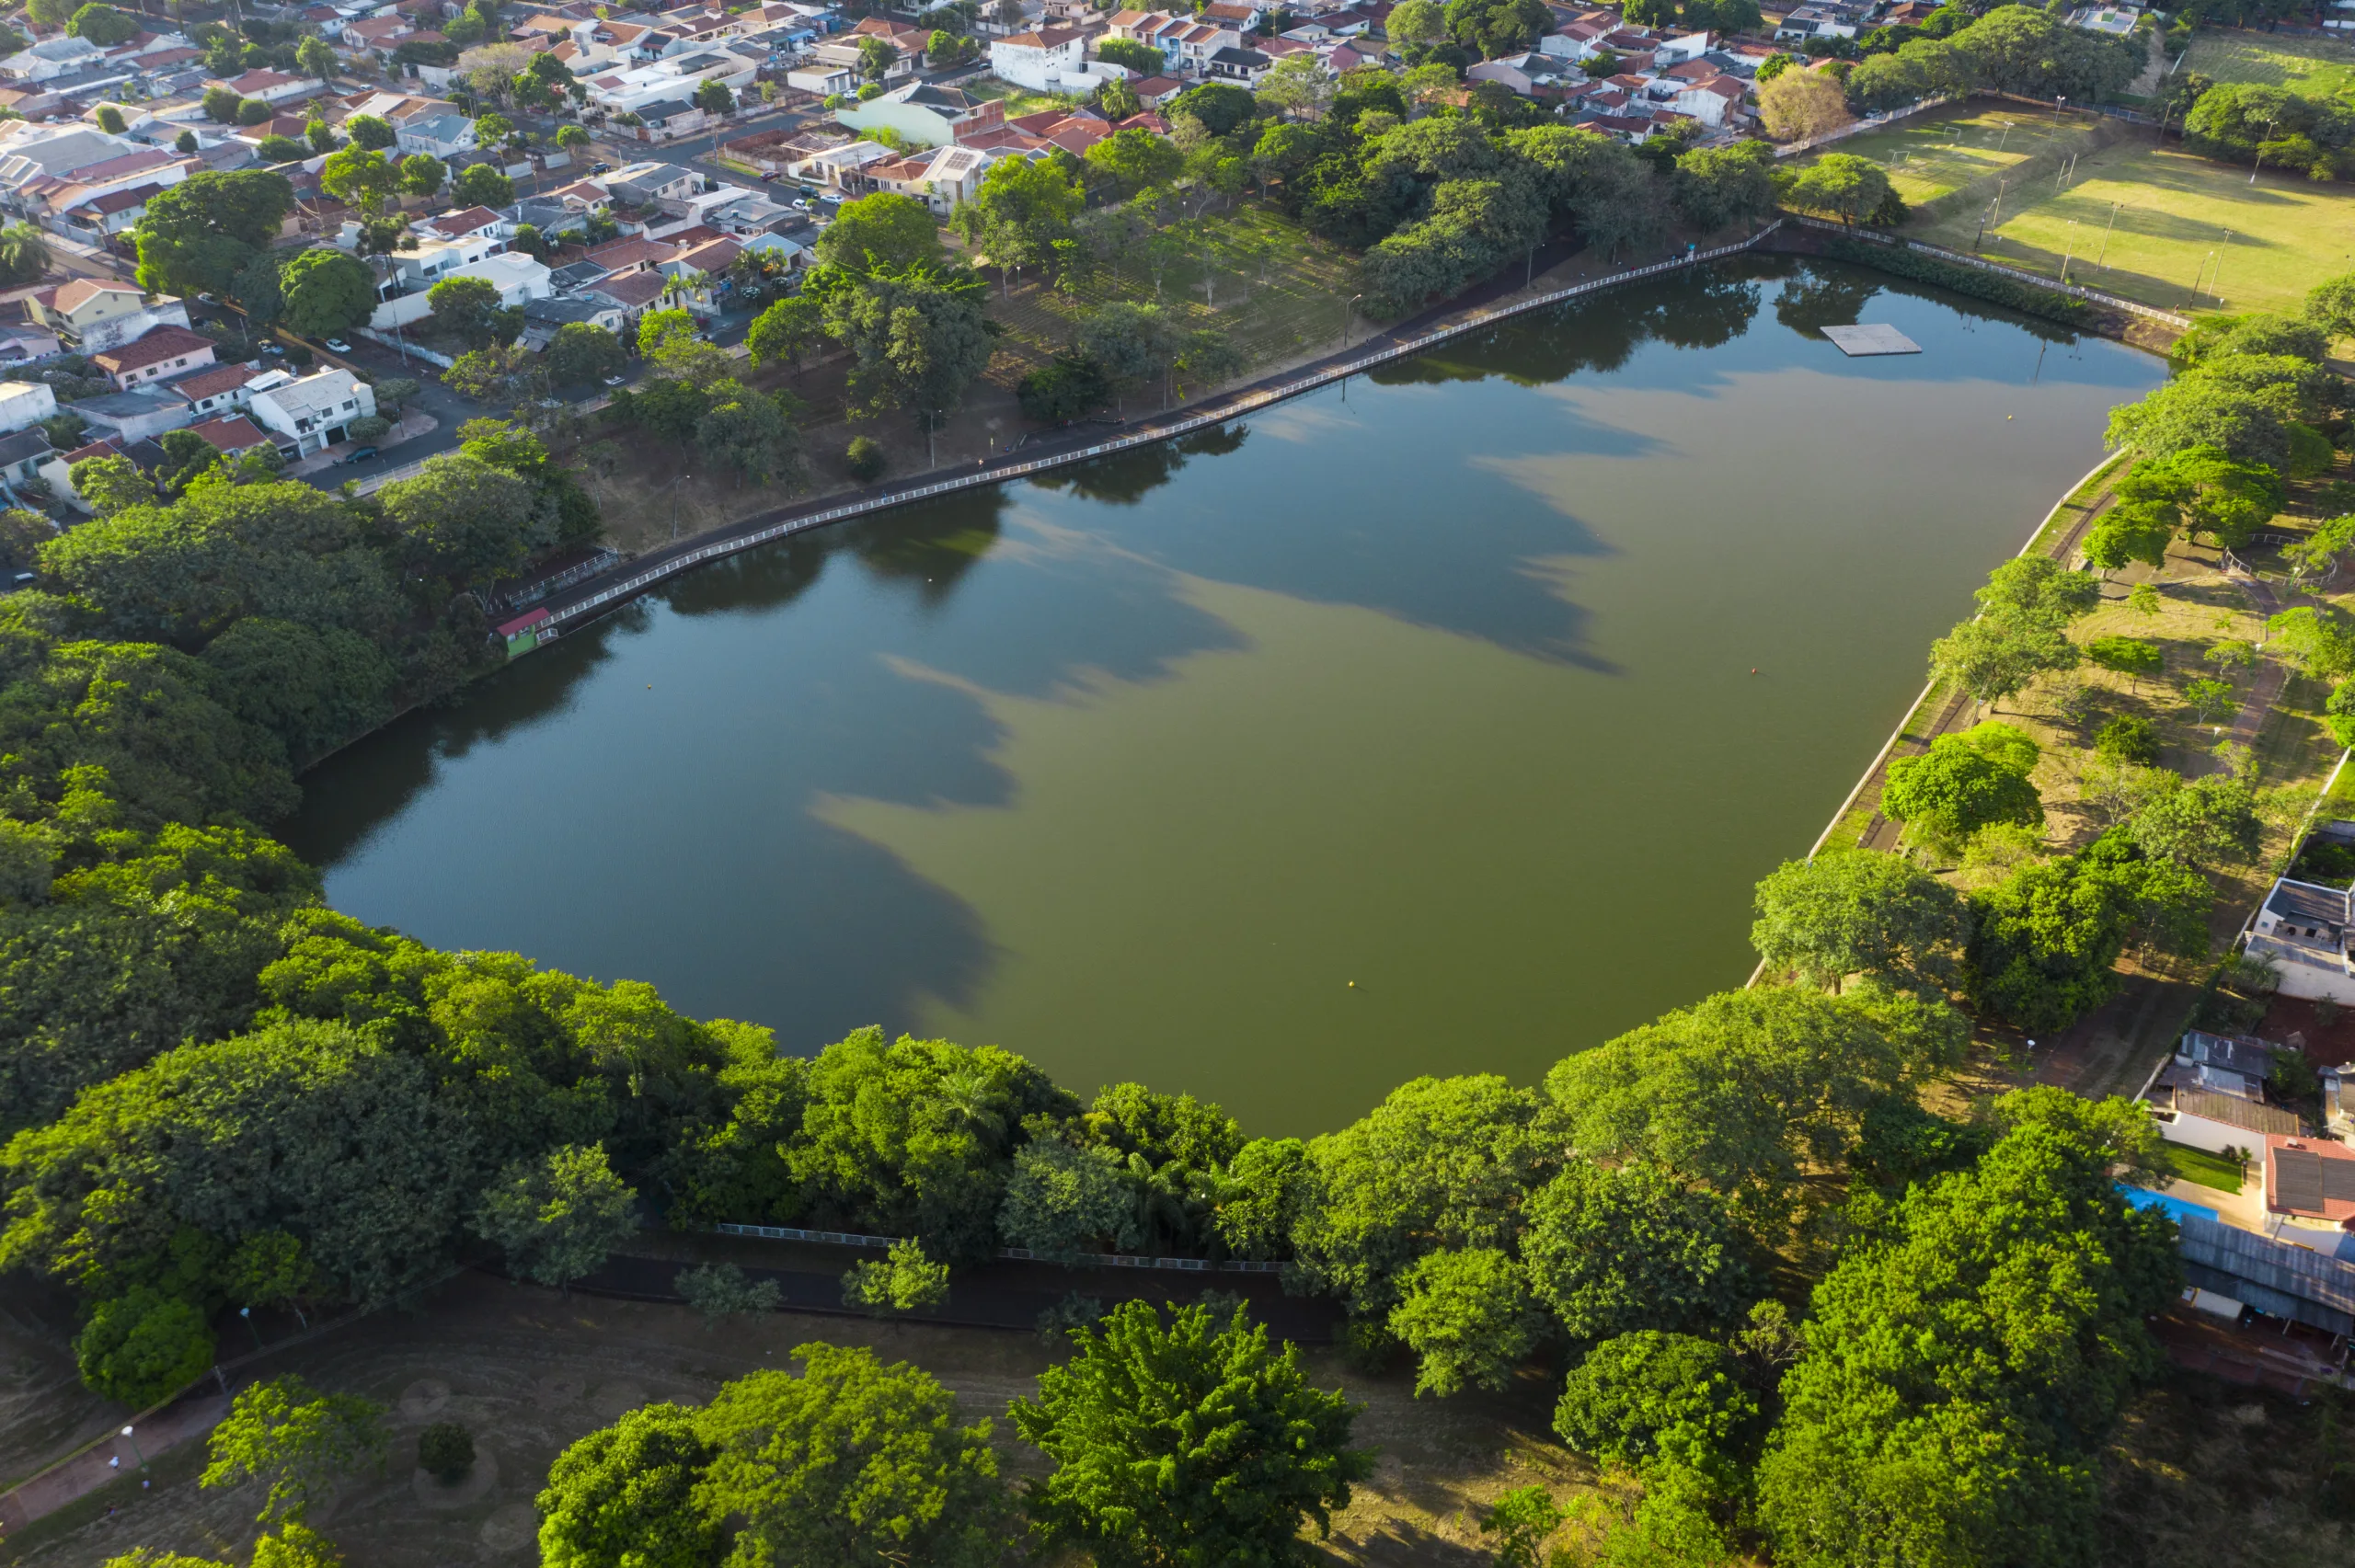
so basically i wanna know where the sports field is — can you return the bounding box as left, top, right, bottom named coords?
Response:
left=1911, top=137, right=2355, bottom=317
left=1791, top=103, right=2085, bottom=205
left=2183, top=28, right=2355, bottom=101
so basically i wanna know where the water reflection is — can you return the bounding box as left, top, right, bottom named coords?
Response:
left=282, top=256, right=2165, bottom=1131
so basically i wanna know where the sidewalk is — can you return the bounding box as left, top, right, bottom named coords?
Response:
left=0, top=1385, right=229, bottom=1540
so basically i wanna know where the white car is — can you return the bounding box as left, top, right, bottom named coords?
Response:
left=324, top=338, right=352, bottom=353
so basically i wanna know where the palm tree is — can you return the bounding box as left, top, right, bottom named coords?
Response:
left=0, top=223, right=49, bottom=287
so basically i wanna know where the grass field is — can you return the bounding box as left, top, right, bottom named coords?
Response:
left=2165, top=1140, right=2247, bottom=1193
left=1797, top=103, right=2089, bottom=206
left=1910, top=137, right=2355, bottom=317
left=2185, top=28, right=2355, bottom=102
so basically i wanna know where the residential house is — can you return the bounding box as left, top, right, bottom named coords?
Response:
left=0, top=378, right=55, bottom=434
left=91, top=325, right=217, bottom=392
left=1133, top=74, right=1185, bottom=107
left=2175, top=1211, right=2355, bottom=1337
left=0, top=38, right=109, bottom=85
left=992, top=28, right=1114, bottom=94
left=59, top=180, right=166, bottom=241
left=372, top=249, right=551, bottom=328
left=1467, top=52, right=1552, bottom=95
left=849, top=16, right=935, bottom=62
left=2151, top=1082, right=2301, bottom=1155
left=206, top=69, right=325, bottom=106
left=786, top=38, right=916, bottom=95
left=787, top=138, right=896, bottom=192
left=0, top=427, right=50, bottom=494
left=64, top=387, right=194, bottom=444
left=580, top=268, right=670, bottom=319
left=1774, top=4, right=1860, bottom=41
left=2246, top=876, right=2355, bottom=1005
left=2266, top=1134, right=2355, bottom=1225
left=583, top=49, right=758, bottom=115
left=603, top=162, right=702, bottom=207
left=247, top=366, right=377, bottom=458
left=394, top=112, right=477, bottom=158
left=0, top=324, right=61, bottom=364
left=519, top=294, right=629, bottom=349
left=1669, top=74, right=1745, bottom=126
left=27, top=280, right=190, bottom=353
left=835, top=80, right=1003, bottom=148
left=2066, top=5, right=2139, bottom=36
left=186, top=414, right=271, bottom=462
left=165, top=360, right=270, bottom=420
left=13, top=144, right=186, bottom=222
left=42, top=435, right=121, bottom=512
left=1206, top=45, right=1273, bottom=83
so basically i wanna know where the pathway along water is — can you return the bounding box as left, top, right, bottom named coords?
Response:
left=282, top=257, right=2164, bottom=1135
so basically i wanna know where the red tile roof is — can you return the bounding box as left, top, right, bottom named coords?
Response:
left=189, top=415, right=268, bottom=453
left=91, top=326, right=215, bottom=377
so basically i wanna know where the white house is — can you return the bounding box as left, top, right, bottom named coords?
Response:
left=2245, top=876, right=2355, bottom=1005
left=0, top=37, right=107, bottom=84
left=371, top=249, right=552, bottom=330
left=394, top=113, right=478, bottom=159
left=205, top=69, right=326, bottom=106
left=991, top=27, right=1114, bottom=94
left=247, top=367, right=378, bottom=459
left=0, top=378, right=55, bottom=434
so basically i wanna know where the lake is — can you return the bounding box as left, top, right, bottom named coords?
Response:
left=282, top=257, right=2165, bottom=1135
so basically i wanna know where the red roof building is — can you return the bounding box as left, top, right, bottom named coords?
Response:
left=91, top=326, right=218, bottom=390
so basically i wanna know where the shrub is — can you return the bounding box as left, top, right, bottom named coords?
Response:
left=344, top=415, right=391, bottom=442
left=2096, top=714, right=2158, bottom=765
left=75, top=1288, right=215, bottom=1407
left=417, top=1421, right=473, bottom=1482
left=844, top=434, right=886, bottom=481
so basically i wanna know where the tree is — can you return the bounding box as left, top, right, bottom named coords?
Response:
left=1481, top=1487, right=1568, bottom=1568
left=1757, top=1119, right=2176, bottom=1568
left=2266, top=604, right=2355, bottom=680
left=2083, top=501, right=2173, bottom=576
left=745, top=295, right=826, bottom=372
left=258, top=134, right=309, bottom=164
left=133, top=170, right=296, bottom=297
left=398, top=153, right=446, bottom=199
left=472, top=1143, right=638, bottom=1292
left=695, top=382, right=805, bottom=488
left=67, top=4, right=138, bottom=44
left=1674, top=141, right=1776, bottom=232
left=814, top=263, right=994, bottom=442
left=999, top=1137, right=1141, bottom=1262
left=75, top=1288, right=214, bottom=1406
left=697, top=1344, right=1016, bottom=1568
left=1291, top=1074, right=1541, bottom=1321
left=1554, top=1331, right=1758, bottom=1474
left=203, top=86, right=242, bottom=123
left=70, top=452, right=153, bottom=517
left=692, top=77, right=733, bottom=116
left=345, top=114, right=396, bottom=151
left=1386, top=1247, right=1542, bottom=1397
left=452, top=161, right=513, bottom=208
left=840, top=1236, right=950, bottom=1314
left=1782, top=152, right=1890, bottom=224
left=295, top=35, right=338, bottom=81
left=1964, top=840, right=2150, bottom=1031
left=1097, top=37, right=1165, bottom=74
left=952, top=154, right=1083, bottom=292
left=546, top=321, right=626, bottom=384
left=277, top=247, right=375, bottom=338
left=1013, top=1300, right=1373, bottom=1567
left=1387, top=0, right=1447, bottom=47
left=1443, top=0, right=1552, bottom=58
left=2086, top=633, right=2164, bottom=688
left=637, top=307, right=730, bottom=388
left=440, top=341, right=532, bottom=405
left=1018, top=354, right=1110, bottom=423
left=1074, top=298, right=1178, bottom=406
left=250, top=1523, right=342, bottom=1568
left=426, top=274, right=513, bottom=350
left=201, top=1375, right=390, bottom=1525
left=856, top=35, right=898, bottom=79
left=1760, top=69, right=1853, bottom=142
left=674, top=1262, right=782, bottom=1326
left=1751, top=848, right=1970, bottom=995
left=238, top=100, right=273, bottom=126
left=1950, top=2, right=2140, bottom=102
left=538, top=1402, right=723, bottom=1568
left=2124, top=773, right=2261, bottom=871
left=1522, top=1159, right=1754, bottom=1342
left=813, top=192, right=942, bottom=274
left=1977, top=554, right=2098, bottom=630
left=1545, top=987, right=1965, bottom=1220
left=1881, top=731, right=2043, bottom=858
left=1257, top=53, right=1337, bottom=122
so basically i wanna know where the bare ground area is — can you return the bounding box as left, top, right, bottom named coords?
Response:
left=0, top=1268, right=1591, bottom=1568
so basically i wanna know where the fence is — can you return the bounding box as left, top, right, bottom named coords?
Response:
left=1784, top=213, right=2192, bottom=328
left=714, top=1221, right=1285, bottom=1274
left=1772, top=95, right=1960, bottom=159
left=547, top=223, right=1787, bottom=634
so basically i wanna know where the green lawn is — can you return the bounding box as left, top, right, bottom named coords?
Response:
left=1796, top=104, right=2088, bottom=206
left=2165, top=1139, right=2246, bottom=1194
left=963, top=76, right=1078, bottom=117
left=1908, top=137, right=2355, bottom=318
left=2185, top=28, right=2355, bottom=102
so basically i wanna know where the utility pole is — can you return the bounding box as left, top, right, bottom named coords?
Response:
left=2096, top=200, right=2121, bottom=269
left=2058, top=219, right=2078, bottom=285
left=2212, top=230, right=2234, bottom=304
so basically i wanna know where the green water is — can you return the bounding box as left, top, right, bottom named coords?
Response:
left=283, top=258, right=2163, bottom=1134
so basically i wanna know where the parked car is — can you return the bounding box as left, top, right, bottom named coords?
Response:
left=602, top=374, right=626, bottom=386
left=324, top=338, right=352, bottom=353
left=334, top=445, right=378, bottom=465
left=591, top=161, right=610, bottom=173
left=260, top=343, right=284, bottom=355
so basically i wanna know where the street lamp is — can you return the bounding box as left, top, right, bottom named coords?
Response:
left=2251, top=118, right=2277, bottom=184
left=1341, top=292, right=1363, bottom=349
left=240, top=1305, right=261, bottom=1351
left=121, top=1425, right=145, bottom=1471
left=668, top=474, right=692, bottom=542
left=2095, top=200, right=2121, bottom=270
